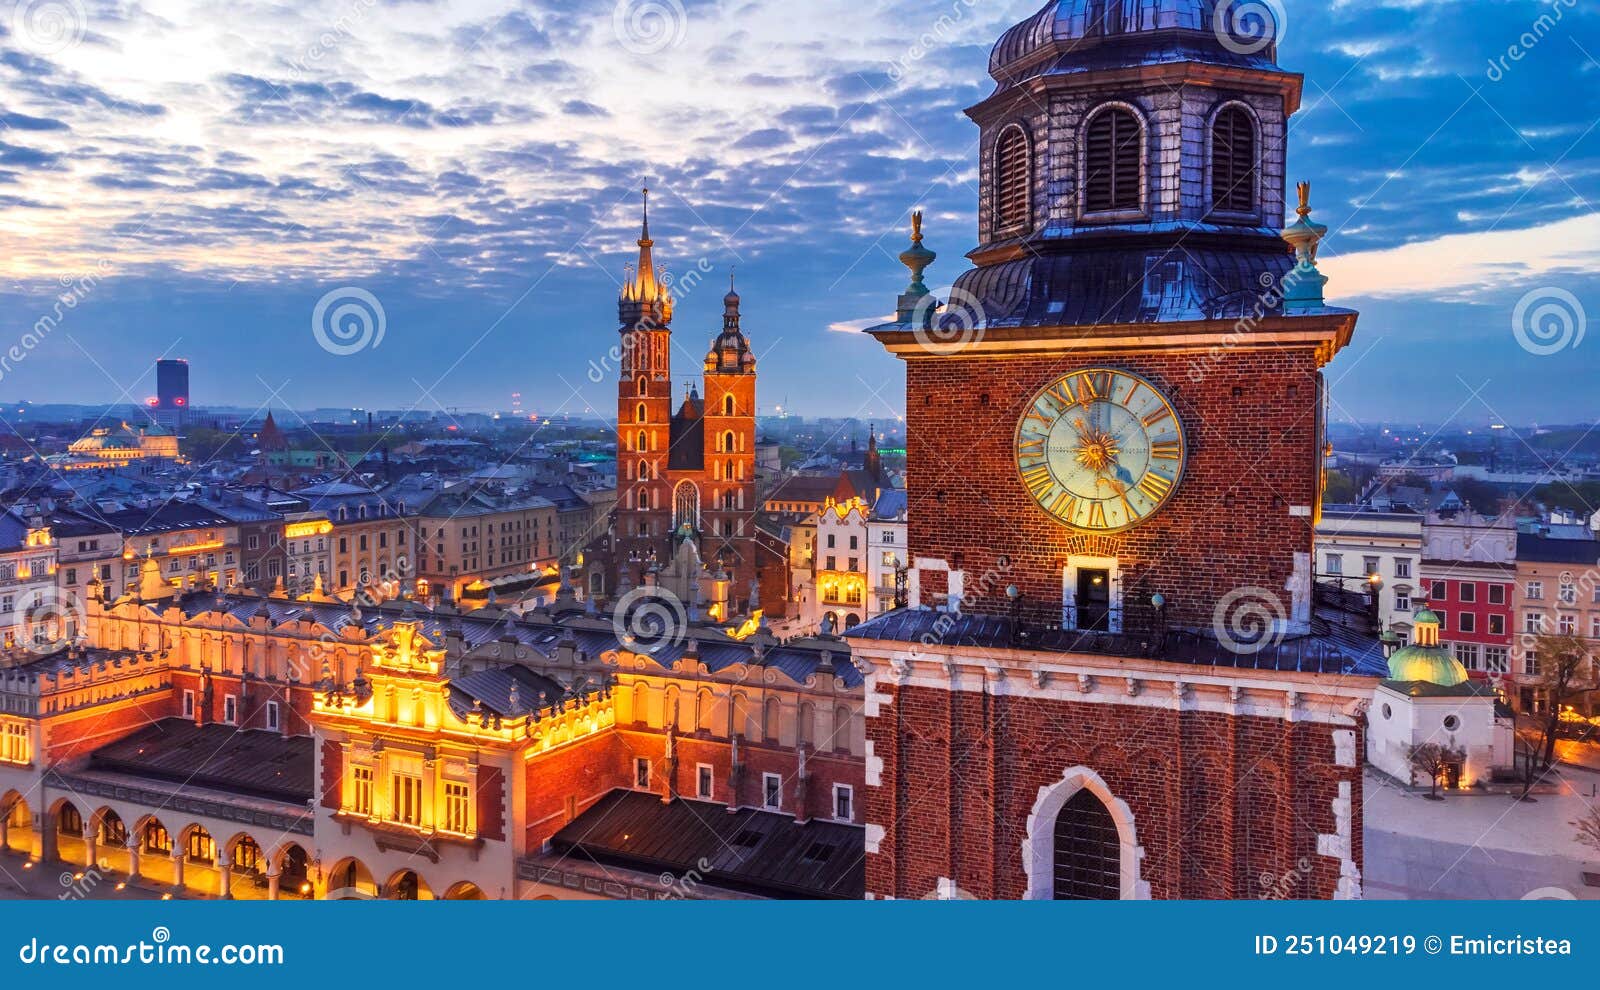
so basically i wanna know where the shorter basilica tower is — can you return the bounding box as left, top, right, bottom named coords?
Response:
left=613, top=192, right=759, bottom=609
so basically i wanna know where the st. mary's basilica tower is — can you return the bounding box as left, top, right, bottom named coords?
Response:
left=613, top=192, right=759, bottom=610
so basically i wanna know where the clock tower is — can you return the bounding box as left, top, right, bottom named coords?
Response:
left=847, top=0, right=1382, bottom=902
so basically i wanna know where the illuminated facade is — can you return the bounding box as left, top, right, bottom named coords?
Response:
left=613, top=193, right=759, bottom=603
left=47, top=422, right=182, bottom=472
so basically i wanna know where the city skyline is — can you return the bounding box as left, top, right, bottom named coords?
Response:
left=0, top=0, right=1597, bottom=424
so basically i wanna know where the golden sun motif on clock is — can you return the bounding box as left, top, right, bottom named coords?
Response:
left=1014, top=368, right=1188, bottom=533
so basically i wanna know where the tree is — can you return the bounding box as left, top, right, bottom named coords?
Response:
left=1407, top=741, right=1467, bottom=799
left=1324, top=469, right=1358, bottom=505
left=1576, top=807, right=1600, bottom=855
left=1451, top=477, right=1506, bottom=517
left=1528, top=632, right=1600, bottom=772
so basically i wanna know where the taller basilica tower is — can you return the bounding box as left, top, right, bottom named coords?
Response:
left=848, top=1, right=1381, bottom=902
left=614, top=192, right=759, bottom=606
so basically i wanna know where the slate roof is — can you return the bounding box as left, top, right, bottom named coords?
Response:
left=1518, top=533, right=1600, bottom=566
left=172, top=591, right=862, bottom=688
left=95, top=501, right=236, bottom=537
left=89, top=719, right=314, bottom=804
left=449, top=665, right=568, bottom=719
left=548, top=789, right=865, bottom=900
left=846, top=601, right=1388, bottom=678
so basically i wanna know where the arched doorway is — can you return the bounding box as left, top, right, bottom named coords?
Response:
left=1023, top=766, right=1145, bottom=900
left=92, top=809, right=129, bottom=875
left=325, top=858, right=378, bottom=899
left=1051, top=789, right=1121, bottom=900
left=226, top=835, right=265, bottom=899
left=444, top=881, right=486, bottom=900
left=1, top=792, right=31, bottom=855
left=54, top=801, right=85, bottom=865
left=386, top=868, right=432, bottom=901
left=276, top=844, right=311, bottom=899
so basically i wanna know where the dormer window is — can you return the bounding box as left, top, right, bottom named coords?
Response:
left=993, top=124, right=1030, bottom=232
left=1210, top=104, right=1258, bottom=214
left=1082, top=105, right=1143, bottom=215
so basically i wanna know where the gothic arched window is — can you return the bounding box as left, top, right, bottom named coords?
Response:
left=636, top=403, right=647, bottom=423
left=1211, top=104, right=1257, bottom=214
left=994, top=125, right=1030, bottom=232
left=722, top=431, right=736, bottom=453
left=636, top=376, right=648, bottom=397
left=1082, top=105, right=1143, bottom=215
left=673, top=482, right=699, bottom=533
left=723, top=394, right=735, bottom=416
left=1052, top=788, right=1121, bottom=900
left=636, top=430, right=648, bottom=452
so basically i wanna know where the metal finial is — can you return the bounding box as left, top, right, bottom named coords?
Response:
left=1296, top=181, right=1311, bottom=218
left=911, top=210, right=924, bottom=244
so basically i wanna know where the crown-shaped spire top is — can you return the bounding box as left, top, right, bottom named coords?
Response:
left=619, top=187, right=673, bottom=325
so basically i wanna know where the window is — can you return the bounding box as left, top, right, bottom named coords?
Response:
left=1, top=721, right=28, bottom=765
left=1525, top=652, right=1542, bottom=677
left=182, top=690, right=195, bottom=718
left=1560, top=614, right=1577, bottom=635
left=1525, top=612, right=1545, bottom=635
left=1395, top=592, right=1411, bottom=613
left=1210, top=104, right=1256, bottom=213
left=1052, top=788, right=1121, bottom=900
left=265, top=701, right=280, bottom=732
left=1527, top=581, right=1544, bottom=601
left=1455, top=644, right=1480, bottom=670
left=696, top=764, right=714, bottom=800
left=833, top=784, right=854, bottom=822
left=1394, top=558, right=1413, bottom=580
left=443, top=781, right=471, bottom=834
left=1082, top=105, right=1141, bottom=214
left=762, top=773, right=782, bottom=810
left=1435, top=610, right=1447, bottom=631
left=994, top=124, right=1030, bottom=230
left=634, top=758, right=652, bottom=790
left=1443, top=715, right=1461, bottom=732
left=1364, top=557, right=1381, bottom=579
left=1486, top=647, right=1510, bottom=673
left=247, top=534, right=260, bottom=551
left=391, top=773, right=423, bottom=826
left=1560, top=578, right=1578, bottom=604
left=1489, top=614, right=1506, bottom=637
left=1592, top=615, right=1600, bottom=639
left=1459, top=613, right=1476, bottom=635
left=222, top=695, right=237, bottom=725
left=1489, top=585, right=1506, bottom=605
left=351, top=767, right=374, bottom=817
left=1458, top=583, right=1476, bottom=603
left=722, top=395, right=735, bottom=417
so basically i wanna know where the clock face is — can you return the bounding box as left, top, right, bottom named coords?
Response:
left=1014, top=368, right=1187, bottom=533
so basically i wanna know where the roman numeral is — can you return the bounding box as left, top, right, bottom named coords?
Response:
left=1138, top=472, right=1174, bottom=502
left=1018, top=438, right=1045, bottom=454
left=1022, top=466, right=1054, bottom=498
left=1142, top=406, right=1173, bottom=428
left=1123, top=377, right=1142, bottom=405
left=1050, top=491, right=1077, bottom=521
left=1074, top=373, right=1106, bottom=407
left=1087, top=502, right=1107, bottom=529
left=1151, top=440, right=1182, bottom=461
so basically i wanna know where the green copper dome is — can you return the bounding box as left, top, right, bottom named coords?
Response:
left=1387, top=644, right=1470, bottom=687
left=1385, top=608, right=1468, bottom=686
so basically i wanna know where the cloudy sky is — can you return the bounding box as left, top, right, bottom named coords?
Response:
left=0, top=0, right=1597, bottom=430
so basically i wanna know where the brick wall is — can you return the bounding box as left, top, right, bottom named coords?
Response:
left=905, top=351, right=1323, bottom=630
left=865, top=682, right=1361, bottom=900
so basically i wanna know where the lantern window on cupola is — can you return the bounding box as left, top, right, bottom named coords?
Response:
left=1210, top=104, right=1258, bottom=215
left=994, top=125, right=1031, bottom=232
left=1082, top=105, right=1143, bottom=215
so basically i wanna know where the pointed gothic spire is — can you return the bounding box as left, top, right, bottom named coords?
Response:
left=619, top=187, right=673, bottom=326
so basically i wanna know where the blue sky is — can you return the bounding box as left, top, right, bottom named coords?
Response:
left=0, top=0, right=1597, bottom=429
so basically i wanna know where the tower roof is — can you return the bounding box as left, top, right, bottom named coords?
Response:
left=619, top=188, right=673, bottom=327
left=990, top=0, right=1281, bottom=83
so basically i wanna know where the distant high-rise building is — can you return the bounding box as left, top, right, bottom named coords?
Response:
left=153, top=358, right=190, bottom=430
